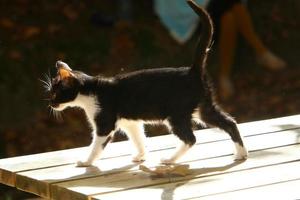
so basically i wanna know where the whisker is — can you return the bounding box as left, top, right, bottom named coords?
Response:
left=39, top=78, right=51, bottom=91
left=49, top=107, right=64, bottom=122
left=43, top=70, right=63, bottom=122
left=42, top=86, right=51, bottom=92
left=38, top=78, right=50, bottom=87
left=53, top=108, right=57, bottom=118
left=47, top=69, right=52, bottom=83
left=44, top=72, right=52, bottom=88
left=56, top=111, right=64, bottom=122
left=39, top=71, right=53, bottom=93
left=54, top=110, right=58, bottom=120
left=48, top=106, right=53, bottom=118
left=55, top=110, right=63, bottom=122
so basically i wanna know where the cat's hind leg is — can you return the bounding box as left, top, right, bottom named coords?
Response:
left=200, top=103, right=248, bottom=160
left=161, top=116, right=196, bottom=164
left=192, top=108, right=208, bottom=130
left=117, top=119, right=147, bottom=162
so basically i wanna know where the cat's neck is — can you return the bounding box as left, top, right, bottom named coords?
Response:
left=72, top=75, right=112, bottom=129
left=73, top=94, right=100, bottom=129
left=79, top=75, right=113, bottom=94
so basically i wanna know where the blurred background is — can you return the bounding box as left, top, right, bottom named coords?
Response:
left=0, top=0, right=299, bottom=198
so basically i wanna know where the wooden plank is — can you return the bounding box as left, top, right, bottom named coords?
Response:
left=49, top=129, right=300, bottom=200
left=16, top=128, right=300, bottom=198
left=148, top=114, right=300, bottom=151
left=2, top=115, right=300, bottom=176
left=93, top=161, right=300, bottom=200
left=15, top=157, right=136, bottom=198
left=1, top=115, right=300, bottom=187
left=0, top=147, right=86, bottom=186
left=187, top=178, right=300, bottom=200
left=56, top=145, right=300, bottom=200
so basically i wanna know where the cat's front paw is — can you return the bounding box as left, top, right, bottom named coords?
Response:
left=132, top=153, right=146, bottom=163
left=76, top=160, right=93, bottom=167
left=160, top=157, right=176, bottom=165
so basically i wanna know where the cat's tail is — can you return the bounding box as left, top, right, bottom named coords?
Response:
left=187, top=0, right=213, bottom=75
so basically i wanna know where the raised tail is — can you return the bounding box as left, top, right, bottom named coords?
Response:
left=187, top=0, right=213, bottom=75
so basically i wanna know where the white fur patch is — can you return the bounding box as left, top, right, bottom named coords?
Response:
left=55, top=93, right=100, bottom=129
left=234, top=142, right=248, bottom=160
left=161, top=142, right=191, bottom=164
left=77, top=134, right=108, bottom=167
left=116, top=119, right=147, bottom=162
left=192, top=108, right=203, bottom=125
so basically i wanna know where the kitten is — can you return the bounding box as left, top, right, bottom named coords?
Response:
left=44, top=0, right=248, bottom=167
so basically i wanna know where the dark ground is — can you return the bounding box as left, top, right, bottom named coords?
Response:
left=0, top=0, right=299, bottom=199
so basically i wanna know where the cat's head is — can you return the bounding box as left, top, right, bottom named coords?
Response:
left=47, top=61, right=81, bottom=111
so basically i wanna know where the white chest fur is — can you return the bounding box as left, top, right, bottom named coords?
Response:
left=71, top=94, right=100, bottom=130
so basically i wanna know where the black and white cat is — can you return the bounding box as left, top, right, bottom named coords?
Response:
left=44, top=0, right=248, bottom=167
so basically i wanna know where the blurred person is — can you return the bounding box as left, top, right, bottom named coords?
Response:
left=155, top=0, right=286, bottom=99
left=207, top=0, right=286, bottom=99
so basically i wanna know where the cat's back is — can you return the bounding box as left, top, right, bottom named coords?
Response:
left=115, top=67, right=190, bottom=85
left=109, top=66, right=202, bottom=119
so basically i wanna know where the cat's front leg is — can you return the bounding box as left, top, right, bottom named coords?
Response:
left=77, top=112, right=116, bottom=167
left=77, top=134, right=112, bottom=167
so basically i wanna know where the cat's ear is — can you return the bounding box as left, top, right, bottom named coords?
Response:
left=56, top=61, right=72, bottom=71
left=56, top=61, right=73, bottom=79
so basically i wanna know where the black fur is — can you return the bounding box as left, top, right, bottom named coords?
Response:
left=48, top=0, right=245, bottom=153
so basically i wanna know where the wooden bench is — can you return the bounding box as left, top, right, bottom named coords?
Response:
left=1, top=115, right=300, bottom=199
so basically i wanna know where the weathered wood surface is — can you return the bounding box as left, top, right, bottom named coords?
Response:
left=0, top=115, right=299, bottom=199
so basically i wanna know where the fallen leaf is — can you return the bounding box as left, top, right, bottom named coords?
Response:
left=139, top=164, right=190, bottom=177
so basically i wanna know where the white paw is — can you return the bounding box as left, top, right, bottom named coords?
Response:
left=160, top=157, right=176, bottom=165
left=76, top=160, right=93, bottom=167
left=234, top=145, right=249, bottom=161
left=132, top=153, right=146, bottom=162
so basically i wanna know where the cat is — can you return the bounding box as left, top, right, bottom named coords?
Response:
left=43, top=0, right=248, bottom=167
